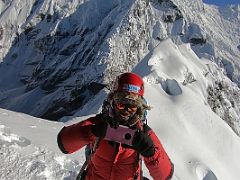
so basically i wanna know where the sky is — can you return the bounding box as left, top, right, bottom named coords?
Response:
left=203, top=0, right=240, bottom=6
left=1, top=39, right=240, bottom=180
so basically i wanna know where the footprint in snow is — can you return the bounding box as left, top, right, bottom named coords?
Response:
left=195, top=162, right=218, bottom=180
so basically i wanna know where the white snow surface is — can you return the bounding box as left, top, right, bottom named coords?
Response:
left=1, top=39, right=240, bottom=180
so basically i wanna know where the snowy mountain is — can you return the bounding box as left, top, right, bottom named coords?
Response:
left=1, top=39, right=240, bottom=179
left=0, top=0, right=240, bottom=179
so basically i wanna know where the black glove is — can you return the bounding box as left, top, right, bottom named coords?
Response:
left=91, top=122, right=108, bottom=138
left=132, top=131, right=155, bottom=157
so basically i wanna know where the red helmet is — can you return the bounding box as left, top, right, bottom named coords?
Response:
left=113, top=72, right=144, bottom=96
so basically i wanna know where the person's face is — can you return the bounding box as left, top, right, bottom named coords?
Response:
left=114, top=102, right=138, bottom=124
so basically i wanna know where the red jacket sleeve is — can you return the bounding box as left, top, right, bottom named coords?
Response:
left=143, top=129, right=174, bottom=180
left=57, top=116, right=99, bottom=154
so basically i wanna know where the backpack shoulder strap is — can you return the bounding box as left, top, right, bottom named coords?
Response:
left=133, top=122, right=152, bottom=180
left=76, top=137, right=101, bottom=180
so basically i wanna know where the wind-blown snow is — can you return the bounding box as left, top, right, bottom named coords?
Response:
left=1, top=39, right=240, bottom=180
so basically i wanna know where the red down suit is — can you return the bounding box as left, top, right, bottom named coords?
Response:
left=57, top=115, right=174, bottom=180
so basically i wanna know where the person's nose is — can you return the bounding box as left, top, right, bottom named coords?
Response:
left=121, top=109, right=129, bottom=114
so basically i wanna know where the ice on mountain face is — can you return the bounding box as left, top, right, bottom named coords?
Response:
left=187, top=23, right=207, bottom=45
left=191, top=41, right=215, bottom=60
left=152, top=21, right=168, bottom=41
left=160, top=79, right=182, bottom=96
left=222, top=59, right=234, bottom=81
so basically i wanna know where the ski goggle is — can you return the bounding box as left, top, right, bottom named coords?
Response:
left=115, top=103, right=138, bottom=113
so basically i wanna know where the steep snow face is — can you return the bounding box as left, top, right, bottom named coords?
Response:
left=132, top=39, right=240, bottom=179
left=0, top=0, right=37, bottom=58
left=0, top=0, right=134, bottom=119
left=202, top=4, right=240, bottom=82
left=172, top=0, right=240, bottom=84
left=169, top=0, right=240, bottom=84
left=0, top=0, right=239, bottom=130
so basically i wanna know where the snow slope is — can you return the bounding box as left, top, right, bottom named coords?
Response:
left=1, top=39, right=240, bottom=180
left=0, top=108, right=83, bottom=180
